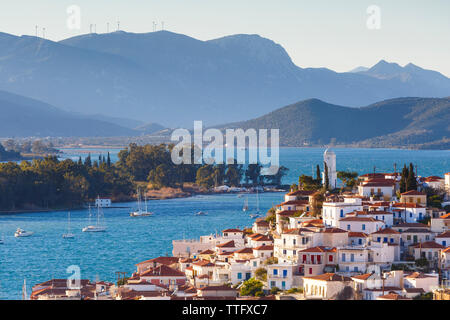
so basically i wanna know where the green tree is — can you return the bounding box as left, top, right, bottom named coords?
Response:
left=406, top=163, right=417, bottom=191
left=239, top=278, right=264, bottom=297
left=316, top=164, right=321, bottom=182
left=324, top=162, right=329, bottom=190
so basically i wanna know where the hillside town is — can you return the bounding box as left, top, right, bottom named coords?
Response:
left=29, top=150, right=450, bottom=300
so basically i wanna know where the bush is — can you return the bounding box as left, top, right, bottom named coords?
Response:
left=264, top=257, right=278, bottom=265
left=255, top=291, right=265, bottom=297
left=287, top=287, right=303, bottom=294
left=239, top=278, right=264, bottom=297
left=270, top=287, right=280, bottom=294
left=415, top=257, right=429, bottom=268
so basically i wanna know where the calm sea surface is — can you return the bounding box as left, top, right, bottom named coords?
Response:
left=0, top=147, right=448, bottom=299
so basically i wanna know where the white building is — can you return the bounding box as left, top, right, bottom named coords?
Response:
left=322, top=197, right=363, bottom=227
left=322, top=149, right=337, bottom=189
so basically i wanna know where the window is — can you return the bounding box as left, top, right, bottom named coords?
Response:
left=354, top=267, right=358, bottom=272
left=293, top=239, right=296, bottom=245
left=329, top=255, right=333, bottom=262
left=237, top=273, right=242, bottom=279
left=377, top=237, right=381, bottom=242
left=390, top=238, right=394, bottom=243
left=340, top=209, right=344, bottom=217
left=350, top=254, right=354, bottom=262
left=358, top=239, right=362, bottom=245
left=282, top=281, right=286, bottom=289
left=342, top=253, right=346, bottom=262
left=273, top=269, right=278, bottom=276
left=383, top=237, right=388, bottom=243
left=271, top=281, right=276, bottom=287
left=347, top=225, right=350, bottom=230
left=362, top=224, right=366, bottom=231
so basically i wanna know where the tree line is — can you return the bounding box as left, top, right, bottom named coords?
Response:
left=0, top=143, right=290, bottom=210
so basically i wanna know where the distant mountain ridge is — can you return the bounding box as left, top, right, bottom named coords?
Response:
left=217, top=97, right=450, bottom=148
left=0, top=30, right=449, bottom=127
left=0, top=90, right=140, bottom=137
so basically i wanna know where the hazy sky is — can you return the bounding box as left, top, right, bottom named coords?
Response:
left=1, top=0, right=449, bottom=76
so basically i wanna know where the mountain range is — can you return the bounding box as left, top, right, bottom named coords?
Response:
left=0, top=30, right=449, bottom=127
left=218, top=97, right=450, bottom=149
left=0, top=89, right=162, bottom=137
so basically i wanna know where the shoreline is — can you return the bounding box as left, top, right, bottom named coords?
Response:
left=0, top=189, right=285, bottom=215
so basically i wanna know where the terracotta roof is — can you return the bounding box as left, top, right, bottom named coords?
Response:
left=252, top=235, right=272, bottom=242
left=348, top=232, right=369, bottom=238
left=298, top=246, right=336, bottom=253
left=248, top=233, right=264, bottom=238
left=405, top=272, right=436, bottom=279
left=277, top=200, right=310, bottom=206
left=322, top=227, right=348, bottom=233
left=372, top=227, right=400, bottom=235
left=136, top=256, right=179, bottom=266
left=351, top=273, right=373, bottom=280
left=303, top=273, right=351, bottom=282
left=199, top=249, right=215, bottom=255
left=436, top=231, right=450, bottom=238
left=411, top=241, right=444, bottom=249
left=234, top=247, right=254, bottom=254
left=216, top=240, right=235, bottom=248
left=392, top=202, right=425, bottom=208
left=193, top=260, right=215, bottom=267
left=401, top=190, right=426, bottom=196
left=253, top=245, right=274, bottom=251
left=286, top=190, right=316, bottom=196
left=393, top=223, right=429, bottom=228
left=140, top=264, right=185, bottom=277
left=222, top=228, right=243, bottom=233
left=254, top=220, right=269, bottom=226
left=198, top=285, right=236, bottom=291
left=276, top=210, right=297, bottom=216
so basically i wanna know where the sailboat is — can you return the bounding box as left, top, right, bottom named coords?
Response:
left=242, top=197, right=248, bottom=212
left=130, top=189, right=153, bottom=217
left=249, top=188, right=261, bottom=218
left=82, top=204, right=106, bottom=232
left=62, top=212, right=75, bottom=239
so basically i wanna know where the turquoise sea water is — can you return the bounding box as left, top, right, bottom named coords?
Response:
left=0, top=147, right=449, bottom=299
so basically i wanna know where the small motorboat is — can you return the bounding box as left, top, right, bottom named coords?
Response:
left=195, top=211, right=207, bottom=216
left=249, top=214, right=261, bottom=219
left=14, top=228, right=34, bottom=237
left=82, top=225, right=106, bottom=232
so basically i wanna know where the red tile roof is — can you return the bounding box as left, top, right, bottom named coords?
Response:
left=436, top=231, right=450, bottom=238
left=298, top=246, right=336, bottom=253
left=253, top=245, right=274, bottom=251
left=216, top=240, right=236, bottom=248
left=401, top=190, right=426, bottom=196
left=222, top=228, right=243, bottom=233
left=303, top=273, right=351, bottom=282
left=372, top=227, right=400, bottom=235
left=140, top=264, right=185, bottom=277
left=411, top=241, right=445, bottom=249
left=136, top=256, right=179, bottom=266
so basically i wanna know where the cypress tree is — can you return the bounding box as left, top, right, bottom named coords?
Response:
left=316, top=164, right=321, bottom=182
left=107, top=152, right=111, bottom=167
left=406, top=163, right=417, bottom=191
left=77, top=156, right=83, bottom=166
left=399, top=164, right=408, bottom=193
left=324, top=161, right=329, bottom=190
left=84, top=153, right=92, bottom=167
